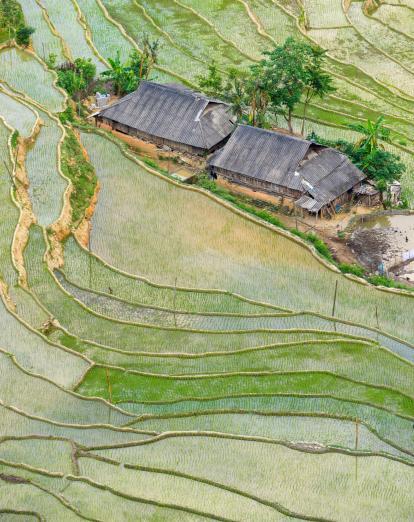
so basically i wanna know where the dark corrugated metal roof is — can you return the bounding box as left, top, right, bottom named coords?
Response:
left=298, top=148, right=366, bottom=206
left=209, top=125, right=311, bottom=188
left=210, top=125, right=366, bottom=210
left=98, top=81, right=235, bottom=150
left=295, top=195, right=324, bottom=212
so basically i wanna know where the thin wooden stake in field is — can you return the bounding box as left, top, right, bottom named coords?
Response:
left=88, top=224, right=93, bottom=290
left=375, top=305, right=380, bottom=335
left=105, top=368, right=113, bottom=403
left=332, top=280, right=338, bottom=317
left=355, top=418, right=359, bottom=481
left=105, top=367, right=112, bottom=425
left=2, top=160, right=13, bottom=183
left=173, top=277, right=177, bottom=327
left=332, top=280, right=338, bottom=332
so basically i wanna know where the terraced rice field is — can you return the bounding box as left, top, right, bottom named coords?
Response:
left=0, top=0, right=414, bottom=519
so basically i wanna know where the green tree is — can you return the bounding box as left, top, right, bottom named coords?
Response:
left=198, top=65, right=249, bottom=122
left=348, top=116, right=391, bottom=155
left=139, top=34, right=160, bottom=80
left=252, top=37, right=335, bottom=133
left=245, top=76, right=269, bottom=127
left=101, top=51, right=137, bottom=95
left=55, top=58, right=96, bottom=99
left=300, top=48, right=335, bottom=134
left=102, top=37, right=160, bottom=96
left=15, top=25, right=35, bottom=47
left=308, top=131, right=405, bottom=206
left=197, top=62, right=223, bottom=96
left=0, top=0, right=24, bottom=43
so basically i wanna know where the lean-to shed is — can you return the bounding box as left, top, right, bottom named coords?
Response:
left=95, top=81, right=236, bottom=155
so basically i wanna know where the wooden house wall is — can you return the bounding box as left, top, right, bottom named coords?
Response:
left=211, top=166, right=302, bottom=200
left=98, top=117, right=206, bottom=155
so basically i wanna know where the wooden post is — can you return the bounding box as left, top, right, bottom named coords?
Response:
left=105, top=368, right=112, bottom=425
left=355, top=418, right=359, bottom=481
left=332, top=280, right=338, bottom=332
left=88, top=224, right=92, bottom=290
left=3, top=160, right=13, bottom=183
left=105, top=368, right=112, bottom=403
left=332, top=280, right=338, bottom=317
left=173, top=277, right=177, bottom=327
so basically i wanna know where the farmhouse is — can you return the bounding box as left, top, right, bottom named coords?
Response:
left=208, top=125, right=370, bottom=216
left=95, top=81, right=236, bottom=155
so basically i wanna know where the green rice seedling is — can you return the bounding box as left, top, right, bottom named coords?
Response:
left=0, top=296, right=88, bottom=389
left=73, top=339, right=414, bottom=399
left=78, top=455, right=304, bottom=521
left=130, top=412, right=411, bottom=460
left=134, top=0, right=249, bottom=69
left=73, top=0, right=134, bottom=63
left=50, top=272, right=414, bottom=363
left=177, top=0, right=272, bottom=60
left=0, top=91, right=37, bottom=137
left=303, top=0, right=350, bottom=29
left=56, top=270, right=286, bottom=323
left=0, top=123, right=20, bottom=285
left=27, top=226, right=350, bottom=355
left=0, top=402, right=148, bottom=447
left=0, top=120, right=51, bottom=326
left=0, top=348, right=133, bottom=426
left=81, top=132, right=414, bottom=345
left=92, top=435, right=414, bottom=521
left=77, top=367, right=414, bottom=418
left=119, top=394, right=414, bottom=455
left=0, top=438, right=74, bottom=474
left=308, top=26, right=414, bottom=98
left=63, top=479, right=226, bottom=522
left=100, top=0, right=207, bottom=83
left=48, top=326, right=346, bottom=369
left=0, top=48, right=65, bottom=112
left=62, top=235, right=278, bottom=314
left=0, top=481, right=82, bottom=521
left=25, top=110, right=68, bottom=226
left=38, top=0, right=105, bottom=71
left=373, top=4, right=414, bottom=39
left=347, top=2, right=414, bottom=76
left=244, top=0, right=302, bottom=45
left=19, top=0, right=66, bottom=64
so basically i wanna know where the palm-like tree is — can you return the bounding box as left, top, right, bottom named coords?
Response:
left=348, top=116, right=391, bottom=154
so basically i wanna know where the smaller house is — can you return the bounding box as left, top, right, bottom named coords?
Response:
left=208, top=125, right=371, bottom=216
left=95, top=81, right=236, bottom=155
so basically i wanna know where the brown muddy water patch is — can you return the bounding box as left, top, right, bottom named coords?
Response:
left=348, top=212, right=414, bottom=282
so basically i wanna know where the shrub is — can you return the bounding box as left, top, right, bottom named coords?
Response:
left=58, top=106, right=75, bottom=125
left=10, top=130, right=19, bottom=149
left=15, top=25, right=35, bottom=47
left=339, top=263, right=366, bottom=278
left=368, top=274, right=413, bottom=292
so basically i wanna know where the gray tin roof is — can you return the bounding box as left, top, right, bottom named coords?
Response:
left=298, top=148, right=366, bottom=208
left=98, top=81, right=235, bottom=150
left=209, top=125, right=311, bottom=189
left=209, top=125, right=366, bottom=210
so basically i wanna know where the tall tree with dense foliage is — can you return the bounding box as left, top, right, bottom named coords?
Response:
left=252, top=37, right=335, bottom=133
